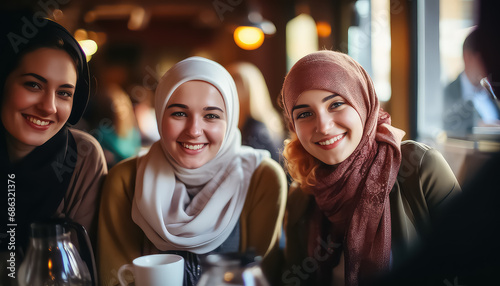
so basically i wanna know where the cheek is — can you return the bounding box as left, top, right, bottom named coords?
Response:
left=343, top=116, right=361, bottom=130
left=58, top=100, right=73, bottom=121
left=161, top=116, right=182, bottom=140
left=3, top=86, right=29, bottom=110
left=161, top=119, right=182, bottom=143
left=342, top=111, right=364, bottom=143
left=294, top=121, right=313, bottom=143
left=208, top=123, right=227, bottom=144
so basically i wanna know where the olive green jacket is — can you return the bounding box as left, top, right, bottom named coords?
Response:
left=282, top=141, right=461, bottom=285
left=98, top=157, right=287, bottom=286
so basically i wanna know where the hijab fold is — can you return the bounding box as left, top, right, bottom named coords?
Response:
left=132, top=57, right=269, bottom=254
left=282, top=51, right=405, bottom=285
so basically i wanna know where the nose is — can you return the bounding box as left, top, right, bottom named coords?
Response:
left=186, top=117, right=203, bottom=138
left=36, top=90, right=57, bottom=115
left=315, top=112, right=333, bottom=135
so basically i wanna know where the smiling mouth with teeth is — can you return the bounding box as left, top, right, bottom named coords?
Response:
left=181, top=143, right=205, bottom=150
left=27, top=116, right=50, bottom=126
left=318, top=134, right=344, bottom=146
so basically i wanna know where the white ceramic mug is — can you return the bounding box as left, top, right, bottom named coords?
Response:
left=118, top=254, right=184, bottom=286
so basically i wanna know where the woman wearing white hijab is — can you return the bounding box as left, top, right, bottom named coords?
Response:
left=98, top=57, right=287, bottom=286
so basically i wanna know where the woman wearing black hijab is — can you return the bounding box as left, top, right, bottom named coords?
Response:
left=0, top=12, right=107, bottom=282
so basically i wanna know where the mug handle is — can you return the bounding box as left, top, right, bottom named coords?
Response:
left=118, top=264, right=135, bottom=286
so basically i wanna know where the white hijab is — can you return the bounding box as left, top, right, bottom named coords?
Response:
left=132, top=56, right=269, bottom=254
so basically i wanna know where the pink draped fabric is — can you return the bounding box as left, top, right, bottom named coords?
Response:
left=282, top=51, right=405, bottom=285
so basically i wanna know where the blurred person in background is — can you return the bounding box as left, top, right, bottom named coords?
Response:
left=132, top=87, right=160, bottom=148
left=375, top=0, right=500, bottom=285
left=85, top=46, right=142, bottom=168
left=443, top=28, right=500, bottom=137
left=227, top=62, right=285, bottom=162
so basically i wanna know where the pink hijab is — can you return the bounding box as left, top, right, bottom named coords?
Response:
left=282, top=51, right=405, bottom=285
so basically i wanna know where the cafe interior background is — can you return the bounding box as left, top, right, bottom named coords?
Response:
left=2, top=0, right=497, bottom=186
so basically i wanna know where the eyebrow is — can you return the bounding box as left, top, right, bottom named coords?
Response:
left=21, top=73, right=75, bottom=89
left=204, top=106, right=224, bottom=112
left=291, top=104, right=309, bottom=114
left=22, top=73, right=46, bottom=83
left=291, top=93, right=339, bottom=114
left=166, top=103, right=224, bottom=113
left=167, top=103, right=188, bottom=109
left=322, top=94, right=338, bottom=102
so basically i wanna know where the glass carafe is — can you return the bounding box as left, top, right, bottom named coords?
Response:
left=18, top=219, right=97, bottom=286
left=196, top=252, right=270, bottom=286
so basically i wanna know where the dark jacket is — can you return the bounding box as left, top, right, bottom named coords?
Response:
left=443, top=75, right=481, bottom=137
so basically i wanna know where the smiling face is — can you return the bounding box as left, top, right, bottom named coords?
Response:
left=1, top=48, right=76, bottom=159
left=161, top=80, right=227, bottom=169
left=292, top=89, right=363, bottom=165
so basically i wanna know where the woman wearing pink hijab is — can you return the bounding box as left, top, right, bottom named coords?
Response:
left=280, top=51, right=461, bottom=285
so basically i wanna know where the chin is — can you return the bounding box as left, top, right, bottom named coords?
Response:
left=321, top=160, right=341, bottom=166
left=183, top=164, right=202, bottom=169
left=20, top=135, right=51, bottom=147
left=178, top=160, right=206, bottom=169
left=319, top=156, right=346, bottom=166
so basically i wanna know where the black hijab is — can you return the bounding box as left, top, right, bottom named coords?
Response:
left=0, top=12, right=90, bottom=255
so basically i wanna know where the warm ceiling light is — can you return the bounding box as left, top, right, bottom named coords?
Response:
left=233, top=26, right=264, bottom=50
left=74, top=29, right=88, bottom=41
left=78, top=39, right=98, bottom=61
left=128, top=7, right=149, bottom=30
left=316, top=21, right=332, bottom=37
left=53, top=9, right=64, bottom=21
left=84, top=11, right=97, bottom=23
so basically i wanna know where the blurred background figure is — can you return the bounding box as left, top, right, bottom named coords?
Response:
left=226, top=62, right=285, bottom=162
left=132, top=88, right=160, bottom=148
left=84, top=45, right=142, bottom=168
left=375, top=0, right=500, bottom=285
left=443, top=28, right=500, bottom=137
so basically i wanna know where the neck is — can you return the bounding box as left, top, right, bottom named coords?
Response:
left=464, top=70, right=482, bottom=87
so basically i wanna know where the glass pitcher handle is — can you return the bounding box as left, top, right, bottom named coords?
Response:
left=62, top=218, right=99, bottom=286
